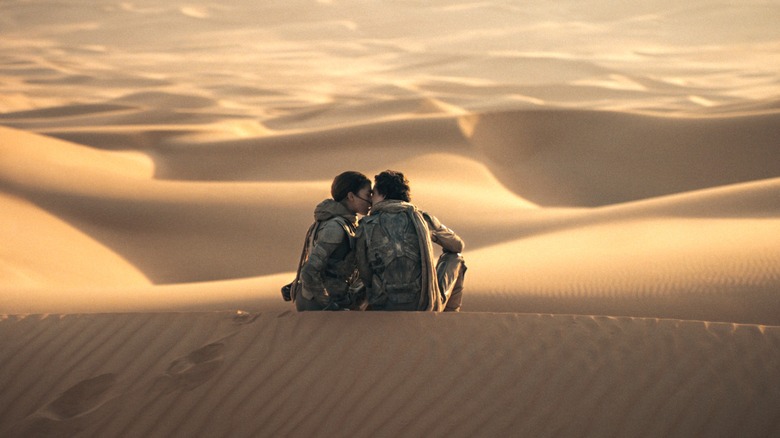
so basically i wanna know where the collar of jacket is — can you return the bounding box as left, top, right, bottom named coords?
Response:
left=370, top=199, right=416, bottom=215
left=313, top=199, right=357, bottom=226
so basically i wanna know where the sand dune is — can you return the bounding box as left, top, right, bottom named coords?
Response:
left=0, top=126, right=319, bottom=281
left=2, top=122, right=779, bottom=324
left=466, top=217, right=780, bottom=325
left=460, top=109, right=780, bottom=206
left=2, top=0, right=780, bottom=436
left=0, top=192, right=150, bottom=288
left=1, top=312, right=779, bottom=437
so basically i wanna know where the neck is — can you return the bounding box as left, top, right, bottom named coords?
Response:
left=339, top=199, right=355, bottom=215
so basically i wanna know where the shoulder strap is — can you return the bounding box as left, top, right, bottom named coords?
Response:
left=330, top=216, right=356, bottom=249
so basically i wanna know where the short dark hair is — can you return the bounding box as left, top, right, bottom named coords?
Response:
left=374, top=170, right=411, bottom=202
left=331, top=171, right=371, bottom=202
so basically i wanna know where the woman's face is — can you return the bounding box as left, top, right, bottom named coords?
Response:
left=348, top=185, right=372, bottom=216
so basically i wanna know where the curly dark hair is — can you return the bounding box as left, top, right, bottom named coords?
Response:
left=331, top=171, right=371, bottom=202
left=374, top=170, right=411, bottom=202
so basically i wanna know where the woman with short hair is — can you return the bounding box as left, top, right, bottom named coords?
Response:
left=293, top=171, right=372, bottom=311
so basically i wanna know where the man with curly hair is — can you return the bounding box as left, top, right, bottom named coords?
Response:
left=355, top=170, right=466, bottom=311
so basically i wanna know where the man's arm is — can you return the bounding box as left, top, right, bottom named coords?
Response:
left=300, top=221, right=344, bottom=307
left=423, top=212, right=464, bottom=253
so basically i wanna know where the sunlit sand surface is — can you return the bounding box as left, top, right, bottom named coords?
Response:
left=2, top=0, right=779, bottom=436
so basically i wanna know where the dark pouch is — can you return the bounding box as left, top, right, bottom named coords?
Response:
left=281, top=282, right=293, bottom=301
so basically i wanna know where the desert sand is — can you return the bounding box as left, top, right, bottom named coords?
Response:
left=1, top=0, right=780, bottom=436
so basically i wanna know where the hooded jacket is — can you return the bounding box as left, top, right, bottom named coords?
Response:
left=299, top=199, right=360, bottom=309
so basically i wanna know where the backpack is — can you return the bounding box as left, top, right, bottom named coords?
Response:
left=362, top=211, right=423, bottom=305
left=281, top=216, right=352, bottom=302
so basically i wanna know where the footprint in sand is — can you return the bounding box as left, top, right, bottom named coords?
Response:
left=45, top=373, right=117, bottom=420
left=8, top=374, right=117, bottom=437
left=36, top=373, right=116, bottom=420
left=157, top=343, right=225, bottom=392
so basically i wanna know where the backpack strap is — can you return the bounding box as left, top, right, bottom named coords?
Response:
left=331, top=216, right=356, bottom=250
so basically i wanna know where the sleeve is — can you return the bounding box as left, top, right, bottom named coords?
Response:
left=300, top=221, right=346, bottom=306
left=423, top=212, right=464, bottom=254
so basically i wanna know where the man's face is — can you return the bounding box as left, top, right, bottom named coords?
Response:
left=371, top=188, right=385, bottom=206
